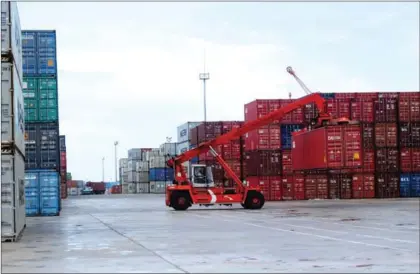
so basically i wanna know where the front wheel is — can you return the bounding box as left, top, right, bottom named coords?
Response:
left=170, top=191, right=191, bottom=211
left=242, top=191, right=265, bottom=210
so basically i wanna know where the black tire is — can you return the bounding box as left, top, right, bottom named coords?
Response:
left=170, top=191, right=191, bottom=211
left=244, top=191, right=265, bottom=210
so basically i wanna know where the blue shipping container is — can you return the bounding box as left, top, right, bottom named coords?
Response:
left=320, top=93, right=336, bottom=99
left=400, top=173, right=420, bottom=198
left=22, top=31, right=38, bottom=50
left=24, top=122, right=60, bottom=170
left=24, top=172, right=41, bottom=216
left=39, top=171, right=60, bottom=216
left=37, top=31, right=56, bottom=57
left=189, top=144, right=199, bottom=164
left=22, top=30, right=57, bottom=76
left=149, top=168, right=174, bottom=181
left=22, top=52, right=37, bottom=75
left=281, top=124, right=303, bottom=149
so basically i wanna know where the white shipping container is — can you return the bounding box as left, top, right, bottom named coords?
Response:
left=149, top=156, right=167, bottom=169
left=159, top=142, right=177, bottom=156
left=119, top=158, right=128, bottom=169
left=127, top=182, right=137, bottom=194
left=127, top=171, right=138, bottom=183
left=138, top=171, right=149, bottom=183
left=136, top=182, right=150, bottom=193
left=122, top=183, right=129, bottom=194
left=149, top=181, right=171, bottom=194
left=141, top=148, right=160, bottom=161
left=177, top=122, right=202, bottom=143
left=1, top=154, right=26, bottom=242
left=127, top=159, right=140, bottom=171
left=136, top=161, right=149, bottom=172
left=121, top=173, right=128, bottom=184
left=176, top=140, right=190, bottom=155
left=68, top=188, right=78, bottom=196
left=128, top=148, right=142, bottom=160
left=1, top=1, right=22, bottom=80
left=1, top=62, right=25, bottom=155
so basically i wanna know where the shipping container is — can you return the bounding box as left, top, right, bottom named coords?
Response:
left=127, top=182, right=137, bottom=194
left=278, top=99, right=304, bottom=124
left=59, top=135, right=66, bottom=151
left=281, top=149, right=293, bottom=174
left=355, top=92, right=378, bottom=100
left=399, top=123, right=420, bottom=147
left=245, top=126, right=281, bottom=150
left=375, top=148, right=399, bottom=172
left=1, top=1, right=23, bottom=80
left=149, top=156, right=168, bottom=169
left=176, top=140, right=190, bottom=155
left=138, top=172, right=149, bottom=183
left=320, top=93, right=336, bottom=99
left=335, top=92, right=356, bottom=99
left=399, top=92, right=420, bottom=122
left=127, top=158, right=140, bottom=171
left=141, top=148, right=161, bottom=161
left=246, top=176, right=271, bottom=200
left=374, top=98, right=397, bottom=122
left=326, top=98, right=351, bottom=119
left=222, top=140, right=244, bottom=160
left=328, top=173, right=352, bottom=199
left=374, top=123, right=398, bottom=147
left=376, top=173, right=399, bottom=198
left=400, top=148, right=420, bottom=172
left=22, top=30, right=57, bottom=76
left=245, top=150, right=281, bottom=176
left=360, top=149, right=375, bottom=172
left=361, top=123, right=374, bottom=148
left=128, top=148, right=142, bottom=160
left=24, top=171, right=40, bottom=216
left=160, top=142, right=177, bottom=156
left=189, top=144, right=199, bottom=164
left=304, top=173, right=329, bottom=200
left=377, top=92, right=399, bottom=99
left=150, top=181, right=170, bottom=194
left=280, top=124, right=303, bottom=149
left=1, top=62, right=25, bottom=155
left=350, top=99, right=375, bottom=122
left=60, top=151, right=66, bottom=167
left=127, top=170, right=138, bottom=183
left=196, top=121, right=224, bottom=143
left=119, top=158, right=128, bottom=169
left=110, top=185, right=122, bottom=194
left=60, top=184, right=67, bottom=199
left=136, top=182, right=149, bottom=193
left=68, top=187, right=79, bottom=196
left=291, top=124, right=362, bottom=171
left=269, top=176, right=282, bottom=201
left=352, top=173, right=375, bottom=199
left=245, top=99, right=282, bottom=124
left=400, top=173, right=420, bottom=197
left=177, top=121, right=202, bottom=143
left=198, top=144, right=223, bottom=161
left=1, top=154, right=26, bottom=242
left=136, top=161, right=149, bottom=172
left=303, top=103, right=320, bottom=124
left=149, top=168, right=174, bottom=181
left=85, top=182, right=105, bottom=194
left=66, top=172, right=72, bottom=180
left=281, top=174, right=305, bottom=200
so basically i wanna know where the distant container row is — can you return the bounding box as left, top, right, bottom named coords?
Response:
left=123, top=181, right=172, bottom=194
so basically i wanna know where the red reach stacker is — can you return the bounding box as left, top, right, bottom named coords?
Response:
left=165, top=67, right=339, bottom=211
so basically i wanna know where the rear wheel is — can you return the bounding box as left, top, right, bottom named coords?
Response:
left=170, top=191, right=191, bottom=211
left=242, top=191, right=265, bottom=210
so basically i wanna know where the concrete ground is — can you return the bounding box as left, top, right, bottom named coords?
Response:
left=1, top=194, right=419, bottom=273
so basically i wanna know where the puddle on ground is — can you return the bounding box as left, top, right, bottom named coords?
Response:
left=340, top=218, right=361, bottom=222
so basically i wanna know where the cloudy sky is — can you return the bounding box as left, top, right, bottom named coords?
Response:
left=17, top=2, right=419, bottom=181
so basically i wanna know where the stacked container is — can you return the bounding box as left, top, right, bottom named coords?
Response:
left=149, top=143, right=178, bottom=193
left=22, top=30, right=60, bottom=216
left=59, top=135, right=67, bottom=199
left=1, top=1, right=27, bottom=242
left=189, top=121, right=245, bottom=188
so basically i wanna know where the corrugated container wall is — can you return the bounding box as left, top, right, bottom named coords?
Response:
left=128, top=148, right=142, bottom=160
left=177, top=121, right=202, bottom=143
left=22, top=30, right=57, bottom=76
left=159, top=142, right=177, bottom=156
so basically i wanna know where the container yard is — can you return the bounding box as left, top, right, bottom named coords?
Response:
left=1, top=1, right=419, bottom=273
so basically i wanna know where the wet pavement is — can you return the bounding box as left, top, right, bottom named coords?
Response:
left=1, top=194, right=419, bottom=273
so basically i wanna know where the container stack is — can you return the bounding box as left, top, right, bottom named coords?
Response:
left=119, top=158, right=129, bottom=193
left=176, top=122, right=202, bottom=175
left=125, top=148, right=142, bottom=194
left=242, top=91, right=420, bottom=201
left=1, top=1, right=26, bottom=242
left=148, top=144, right=177, bottom=193
left=66, top=180, right=84, bottom=196
left=59, top=135, right=67, bottom=199
left=22, top=29, right=60, bottom=216
left=190, top=121, right=246, bottom=187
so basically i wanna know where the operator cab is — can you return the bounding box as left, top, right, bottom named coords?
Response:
left=191, top=164, right=215, bottom=188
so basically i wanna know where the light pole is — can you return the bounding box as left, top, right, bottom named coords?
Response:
left=199, top=72, right=209, bottom=122
left=114, top=141, right=119, bottom=184
left=102, top=157, right=105, bottom=182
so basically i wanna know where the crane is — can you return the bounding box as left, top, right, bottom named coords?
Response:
left=165, top=89, right=332, bottom=211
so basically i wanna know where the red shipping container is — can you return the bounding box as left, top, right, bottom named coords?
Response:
left=197, top=122, right=223, bottom=143
left=281, top=149, right=292, bottom=174
left=305, top=173, right=328, bottom=200
left=292, top=124, right=362, bottom=171
left=328, top=173, right=352, bottom=199
left=245, top=126, right=280, bottom=150
left=221, top=141, right=242, bottom=160
left=399, top=123, right=411, bottom=147
left=377, top=92, right=399, bottom=99
left=401, top=148, right=420, bottom=172
left=352, top=173, right=375, bottom=199
left=335, top=92, right=356, bottom=99
left=399, top=92, right=420, bottom=122
left=281, top=174, right=305, bottom=200
left=278, top=99, right=304, bottom=123
left=411, top=123, right=420, bottom=146
left=361, top=123, right=374, bottom=148
left=350, top=99, right=375, bottom=122
left=326, top=99, right=351, bottom=119
left=355, top=92, right=378, bottom=100
left=110, top=185, right=122, bottom=194
left=374, top=98, right=398, bottom=122
left=190, top=127, right=199, bottom=145
left=245, top=99, right=281, bottom=123
left=376, top=173, right=399, bottom=198
left=245, top=150, right=281, bottom=176
left=66, top=180, right=78, bottom=188
left=270, top=176, right=282, bottom=201
left=374, top=123, right=398, bottom=147
left=222, top=121, right=244, bottom=133
left=375, top=148, right=399, bottom=172
left=361, top=149, right=375, bottom=172
left=303, top=103, right=320, bottom=124
left=60, top=151, right=66, bottom=167
left=60, top=184, right=67, bottom=199
left=198, top=145, right=223, bottom=161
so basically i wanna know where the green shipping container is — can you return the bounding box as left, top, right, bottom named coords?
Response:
left=66, top=172, right=72, bottom=180
left=22, top=77, right=59, bottom=123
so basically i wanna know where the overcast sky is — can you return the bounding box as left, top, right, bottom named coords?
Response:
left=17, top=2, right=419, bottom=181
